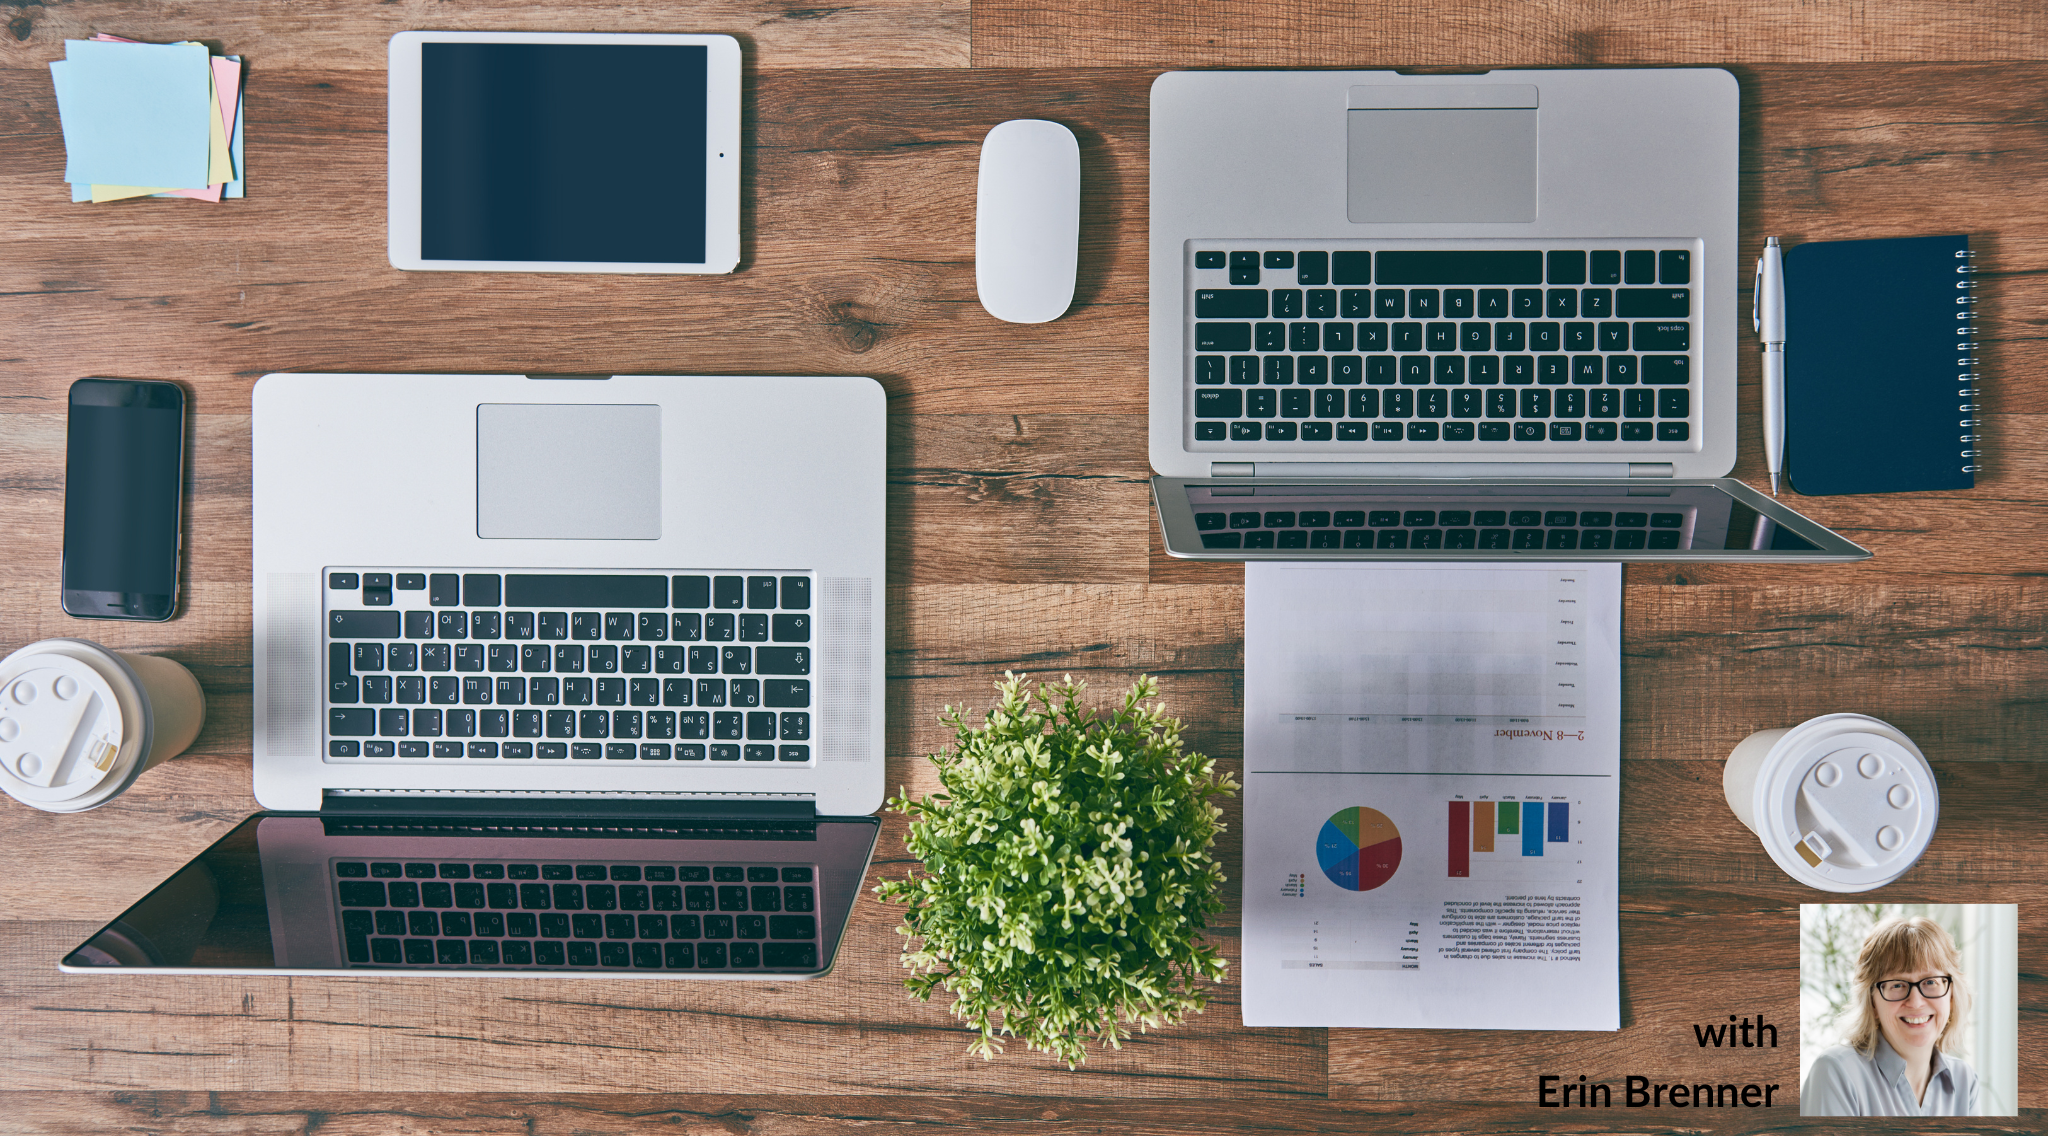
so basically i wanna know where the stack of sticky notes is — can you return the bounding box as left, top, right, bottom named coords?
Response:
left=49, top=35, right=244, bottom=203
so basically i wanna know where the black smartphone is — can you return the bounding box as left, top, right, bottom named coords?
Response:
left=62, top=378, right=187, bottom=621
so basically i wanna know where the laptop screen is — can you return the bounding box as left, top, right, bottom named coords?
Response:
left=62, top=813, right=874, bottom=977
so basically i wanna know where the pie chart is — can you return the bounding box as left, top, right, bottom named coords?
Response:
left=1317, top=806, right=1403, bottom=891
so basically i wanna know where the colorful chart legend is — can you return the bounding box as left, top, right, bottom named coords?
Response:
left=1316, top=806, right=1403, bottom=891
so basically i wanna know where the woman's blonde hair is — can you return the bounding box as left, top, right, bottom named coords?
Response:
left=1849, top=916, right=1968, bottom=1056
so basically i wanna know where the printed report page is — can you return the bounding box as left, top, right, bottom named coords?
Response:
left=1241, top=563, right=1621, bottom=1030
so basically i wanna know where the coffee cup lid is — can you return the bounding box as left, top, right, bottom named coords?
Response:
left=0, top=641, right=150, bottom=811
left=1751, top=714, right=1937, bottom=892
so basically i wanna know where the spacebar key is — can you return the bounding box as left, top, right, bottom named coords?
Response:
left=1374, top=250, right=1545, bottom=285
left=504, top=574, right=669, bottom=608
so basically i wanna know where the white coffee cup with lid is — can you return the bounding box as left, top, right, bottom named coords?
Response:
left=0, top=638, right=206, bottom=812
left=1722, top=713, right=1937, bottom=892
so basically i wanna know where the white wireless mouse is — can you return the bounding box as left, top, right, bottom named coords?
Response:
left=975, top=119, right=1079, bottom=324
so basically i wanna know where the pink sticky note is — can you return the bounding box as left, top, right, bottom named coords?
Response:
left=211, top=57, right=240, bottom=144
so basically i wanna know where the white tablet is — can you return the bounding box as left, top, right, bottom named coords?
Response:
left=387, top=31, right=740, bottom=274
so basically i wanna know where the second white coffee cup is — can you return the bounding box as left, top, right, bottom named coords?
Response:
left=1723, top=713, right=1936, bottom=892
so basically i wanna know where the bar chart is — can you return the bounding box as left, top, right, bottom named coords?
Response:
left=1448, top=798, right=1573, bottom=877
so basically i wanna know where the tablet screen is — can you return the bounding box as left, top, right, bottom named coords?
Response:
left=420, top=42, right=707, bottom=264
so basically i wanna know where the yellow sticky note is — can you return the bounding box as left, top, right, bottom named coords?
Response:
left=204, top=67, right=232, bottom=185
left=90, top=184, right=172, bottom=202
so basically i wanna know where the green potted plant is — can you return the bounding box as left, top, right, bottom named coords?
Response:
left=876, top=673, right=1238, bottom=1066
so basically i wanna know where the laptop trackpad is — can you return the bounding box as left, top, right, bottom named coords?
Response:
left=1347, top=109, right=1537, bottom=223
left=476, top=403, right=661, bottom=540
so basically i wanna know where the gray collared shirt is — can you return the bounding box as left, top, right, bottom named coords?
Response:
left=1801, top=1038, right=1980, bottom=1116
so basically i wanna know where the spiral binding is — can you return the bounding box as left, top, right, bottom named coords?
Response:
left=1956, top=249, right=1981, bottom=474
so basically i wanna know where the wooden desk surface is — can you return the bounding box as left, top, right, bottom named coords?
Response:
left=2, top=2, right=2044, bottom=1132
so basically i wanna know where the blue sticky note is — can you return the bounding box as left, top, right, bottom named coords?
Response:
left=51, top=40, right=212, bottom=189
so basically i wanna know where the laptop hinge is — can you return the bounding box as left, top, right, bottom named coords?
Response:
left=317, top=792, right=818, bottom=840
left=1239, top=462, right=1660, bottom=479
left=319, top=791, right=816, bottom=822
left=524, top=373, right=612, bottom=381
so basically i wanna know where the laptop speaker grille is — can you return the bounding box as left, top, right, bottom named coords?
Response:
left=820, top=576, right=873, bottom=763
left=264, top=572, right=320, bottom=756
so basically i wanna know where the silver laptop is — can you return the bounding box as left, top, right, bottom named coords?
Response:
left=1149, top=69, right=1868, bottom=562
left=63, top=373, right=888, bottom=978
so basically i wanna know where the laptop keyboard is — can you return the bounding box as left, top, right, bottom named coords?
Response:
left=334, top=859, right=821, bottom=971
left=323, top=570, right=815, bottom=764
left=1195, top=507, right=1690, bottom=551
left=1186, top=244, right=1699, bottom=450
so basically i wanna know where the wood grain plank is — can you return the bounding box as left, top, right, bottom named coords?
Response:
left=0, top=1, right=970, bottom=71
left=0, top=903, right=1317, bottom=1095
left=972, top=1, right=2048, bottom=67
left=0, top=67, right=1151, bottom=417
left=1620, top=584, right=2048, bottom=765
left=10, top=1091, right=2040, bottom=1135
left=888, top=416, right=1153, bottom=585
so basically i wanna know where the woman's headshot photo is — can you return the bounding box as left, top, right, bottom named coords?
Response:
left=1800, top=905, right=2018, bottom=1116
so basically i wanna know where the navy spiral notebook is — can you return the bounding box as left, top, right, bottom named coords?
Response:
left=1783, top=234, right=1978, bottom=495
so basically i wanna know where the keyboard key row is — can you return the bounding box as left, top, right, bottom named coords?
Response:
left=1200, top=528, right=1685, bottom=550
left=1196, top=509, right=1685, bottom=529
left=345, top=935, right=817, bottom=969
left=328, top=610, right=813, bottom=643
left=331, top=641, right=814, bottom=678
left=327, top=706, right=810, bottom=742
left=330, top=671, right=810, bottom=708
left=327, top=739, right=812, bottom=761
left=327, top=573, right=813, bottom=612
left=341, top=910, right=815, bottom=948
left=1198, top=248, right=1690, bottom=287
left=1195, top=288, right=1689, bottom=321
left=338, top=879, right=816, bottom=915
left=1195, top=420, right=1688, bottom=443
left=329, top=645, right=809, bottom=683
left=1197, top=387, right=1687, bottom=420
left=336, top=863, right=811, bottom=884
left=1194, top=322, right=1690, bottom=355
left=1196, top=353, right=1689, bottom=389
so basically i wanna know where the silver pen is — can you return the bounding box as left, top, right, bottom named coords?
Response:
left=1753, top=237, right=1786, bottom=496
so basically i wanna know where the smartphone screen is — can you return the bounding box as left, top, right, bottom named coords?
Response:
left=62, top=379, right=186, bottom=621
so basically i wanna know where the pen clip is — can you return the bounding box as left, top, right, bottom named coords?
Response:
left=1752, top=254, right=1763, bottom=335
